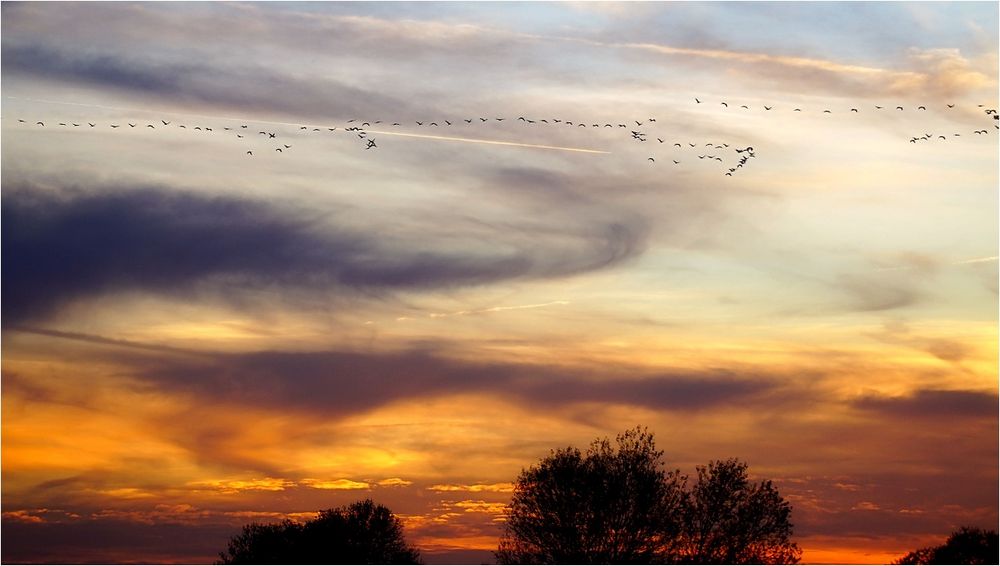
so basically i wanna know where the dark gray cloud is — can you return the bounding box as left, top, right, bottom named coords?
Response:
left=2, top=184, right=648, bottom=325
left=130, top=347, right=779, bottom=418
left=1, top=41, right=409, bottom=121
left=852, top=389, right=998, bottom=419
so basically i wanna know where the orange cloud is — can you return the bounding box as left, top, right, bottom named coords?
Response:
left=428, top=482, right=514, bottom=493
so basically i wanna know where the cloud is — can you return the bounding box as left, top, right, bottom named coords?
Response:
left=428, top=483, right=514, bottom=493
left=852, top=389, right=998, bottom=419
left=1, top=41, right=410, bottom=121
left=300, top=478, right=370, bottom=490
left=2, top=184, right=649, bottom=325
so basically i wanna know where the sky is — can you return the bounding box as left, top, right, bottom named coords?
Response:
left=1, top=1, right=998, bottom=563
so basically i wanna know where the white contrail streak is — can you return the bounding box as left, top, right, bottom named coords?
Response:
left=5, top=96, right=611, bottom=154
left=953, top=255, right=998, bottom=265
left=362, top=130, right=610, bottom=154
left=393, top=300, right=570, bottom=321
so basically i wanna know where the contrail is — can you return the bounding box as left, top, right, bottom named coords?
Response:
left=391, top=300, right=570, bottom=322
left=362, top=130, right=610, bottom=154
left=5, top=95, right=611, bottom=154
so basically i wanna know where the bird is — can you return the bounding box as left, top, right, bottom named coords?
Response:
left=283, top=144, right=292, bottom=148
left=362, top=122, right=371, bottom=127
left=179, top=125, right=186, bottom=128
left=918, top=106, right=926, bottom=110
left=695, top=98, right=702, bottom=103
left=480, top=117, right=488, bottom=122
left=896, top=106, right=904, bottom=111
left=162, top=120, right=170, bottom=125
left=275, top=148, right=283, bottom=152
left=195, top=127, right=202, bottom=130
left=794, top=108, right=802, bottom=112
left=300, top=126, right=307, bottom=130
left=672, top=160, right=680, bottom=164
left=464, top=119, right=473, bottom=123
left=236, top=134, right=243, bottom=138
left=657, top=138, right=664, bottom=143
left=17, top=119, right=25, bottom=123
left=764, top=106, right=772, bottom=110
left=688, top=143, right=696, bottom=147
left=648, top=157, right=655, bottom=162
left=206, top=127, right=213, bottom=131
left=392, top=123, right=400, bottom=126
left=36, top=121, right=44, bottom=126
left=59, top=122, right=67, bottom=126
left=416, top=121, right=423, bottom=125
left=496, top=118, right=504, bottom=121
left=851, top=108, right=858, bottom=112
left=128, top=123, right=136, bottom=127
left=268, top=133, right=276, bottom=138
left=366, top=139, right=377, bottom=149
left=445, top=120, right=452, bottom=125
left=147, top=124, right=155, bottom=128
left=721, top=102, right=728, bottom=107
left=674, top=143, right=682, bottom=147
left=72, top=123, right=80, bottom=127
left=741, top=105, right=749, bottom=109
left=247, top=151, right=253, bottom=156
left=429, top=122, right=438, bottom=126
left=823, top=110, right=832, bottom=113
left=328, top=128, right=336, bottom=131
left=875, top=105, right=883, bottom=109
left=947, top=104, right=955, bottom=108
left=636, top=120, right=644, bottom=126
left=938, top=135, right=946, bottom=140
left=241, top=125, right=248, bottom=128
left=726, top=172, right=732, bottom=176
left=648, top=118, right=656, bottom=122
left=110, top=124, right=119, bottom=128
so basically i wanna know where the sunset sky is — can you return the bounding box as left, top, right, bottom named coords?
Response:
left=2, top=2, right=998, bottom=564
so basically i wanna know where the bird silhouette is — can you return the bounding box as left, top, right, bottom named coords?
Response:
left=128, top=123, right=136, bottom=127
left=947, top=104, right=955, bottom=108
left=247, top=151, right=252, bottom=156
left=275, top=148, right=282, bottom=152
left=416, top=121, right=423, bottom=125
left=851, top=108, right=858, bottom=112
left=445, top=120, right=452, bottom=125
left=648, top=157, right=655, bottom=162
left=673, top=160, right=680, bottom=164
left=794, top=108, right=802, bottom=111
left=764, top=106, right=772, bottom=110
left=36, top=121, right=44, bottom=126
left=110, top=124, right=119, bottom=128
left=695, top=98, right=702, bottom=103
left=300, top=126, right=307, bottom=130
left=741, top=105, right=749, bottom=109
left=875, top=105, right=883, bottom=109
left=162, top=120, right=170, bottom=125
left=465, top=119, right=473, bottom=123
left=823, top=110, right=832, bottom=113
left=268, top=133, right=276, bottom=138
left=17, top=119, right=25, bottom=123
left=147, top=124, right=155, bottom=128
left=59, top=122, right=67, bottom=126
left=195, top=127, right=202, bottom=130
left=283, top=144, right=292, bottom=148
left=918, top=106, right=926, bottom=110
left=429, top=122, right=438, bottom=126
left=721, top=102, right=728, bottom=107
left=896, top=106, right=904, bottom=111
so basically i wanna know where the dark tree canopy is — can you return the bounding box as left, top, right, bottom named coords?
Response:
left=496, top=427, right=684, bottom=564
left=894, top=527, right=999, bottom=565
left=679, top=459, right=800, bottom=564
left=496, top=427, right=801, bottom=565
left=218, top=499, right=420, bottom=564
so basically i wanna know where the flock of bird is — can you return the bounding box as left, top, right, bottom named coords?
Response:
left=9, top=98, right=997, bottom=177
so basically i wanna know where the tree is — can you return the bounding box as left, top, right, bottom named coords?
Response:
left=678, top=459, right=800, bottom=564
left=496, top=427, right=685, bottom=564
left=894, top=527, right=998, bottom=565
left=218, top=499, right=420, bottom=564
left=496, top=427, right=801, bottom=565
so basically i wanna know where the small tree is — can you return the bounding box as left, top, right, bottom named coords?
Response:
left=894, top=527, right=998, bottom=565
left=679, top=459, right=800, bottom=564
left=496, top=427, right=685, bottom=564
left=218, top=499, right=420, bottom=564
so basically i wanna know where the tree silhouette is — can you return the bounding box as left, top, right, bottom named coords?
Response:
left=496, top=427, right=801, bottom=565
left=218, top=499, right=420, bottom=564
left=894, top=526, right=998, bottom=565
left=678, top=459, right=800, bottom=564
left=496, top=427, right=685, bottom=564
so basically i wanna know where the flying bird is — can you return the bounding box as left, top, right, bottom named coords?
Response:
left=275, top=148, right=282, bottom=152
left=851, top=108, right=858, bottom=112
left=162, top=120, right=170, bottom=125
left=36, top=121, right=44, bottom=126
left=896, top=106, right=904, bottom=111
left=918, top=106, right=926, bottom=110
left=695, top=98, right=702, bottom=103
left=720, top=102, right=728, bottom=107
left=947, top=104, right=955, bottom=108
left=128, top=123, right=136, bottom=127
left=764, top=106, right=772, bottom=110
left=648, top=157, right=655, bottom=162
left=247, top=151, right=252, bottom=156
